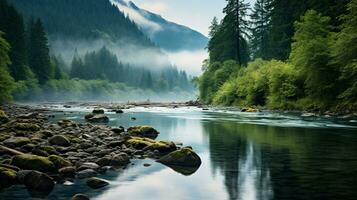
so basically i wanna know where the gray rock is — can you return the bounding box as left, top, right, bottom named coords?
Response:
left=77, top=162, right=99, bottom=171
left=72, top=193, right=90, bottom=200
left=49, top=135, right=70, bottom=147
left=77, top=169, right=97, bottom=179
left=86, top=114, right=109, bottom=123
left=23, top=170, right=55, bottom=195
left=157, top=147, right=201, bottom=167
left=111, top=153, right=130, bottom=166
left=59, top=166, right=76, bottom=178
left=86, top=177, right=109, bottom=189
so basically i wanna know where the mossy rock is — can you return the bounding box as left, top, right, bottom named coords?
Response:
left=57, top=119, right=76, bottom=128
left=0, top=167, right=17, bottom=190
left=48, top=155, right=72, bottom=169
left=127, top=126, right=159, bottom=138
left=0, top=110, right=9, bottom=124
left=3, top=137, right=31, bottom=147
left=157, top=147, right=202, bottom=168
left=14, top=123, right=41, bottom=131
left=38, top=146, right=58, bottom=155
left=64, top=134, right=82, bottom=143
left=10, top=154, right=55, bottom=172
left=125, top=137, right=176, bottom=153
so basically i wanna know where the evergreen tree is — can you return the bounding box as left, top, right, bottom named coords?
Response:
left=0, top=32, right=16, bottom=103
left=250, top=0, right=272, bottom=59
left=208, top=0, right=250, bottom=65
left=290, top=10, right=337, bottom=104
left=27, top=18, right=51, bottom=84
left=331, top=0, right=357, bottom=106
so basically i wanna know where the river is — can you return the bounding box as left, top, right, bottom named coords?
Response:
left=1, top=106, right=357, bottom=200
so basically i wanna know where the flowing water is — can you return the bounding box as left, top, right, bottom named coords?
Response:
left=1, top=106, right=357, bottom=200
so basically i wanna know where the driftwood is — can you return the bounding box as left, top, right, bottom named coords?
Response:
left=0, top=145, right=24, bottom=156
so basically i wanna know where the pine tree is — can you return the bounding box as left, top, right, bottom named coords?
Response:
left=250, top=0, right=272, bottom=59
left=208, top=0, right=250, bottom=65
left=27, top=18, right=51, bottom=84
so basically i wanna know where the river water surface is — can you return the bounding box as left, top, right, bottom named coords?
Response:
left=1, top=106, right=357, bottom=200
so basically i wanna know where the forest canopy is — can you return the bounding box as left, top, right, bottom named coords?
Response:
left=198, top=0, right=357, bottom=111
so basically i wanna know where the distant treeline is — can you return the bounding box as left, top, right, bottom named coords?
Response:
left=198, top=0, right=357, bottom=111
left=0, top=0, right=194, bottom=103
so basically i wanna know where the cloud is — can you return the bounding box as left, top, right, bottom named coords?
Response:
left=140, top=2, right=168, bottom=13
left=165, top=50, right=208, bottom=76
left=110, top=0, right=162, bottom=34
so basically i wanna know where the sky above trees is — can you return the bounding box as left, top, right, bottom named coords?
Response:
left=132, top=0, right=255, bottom=36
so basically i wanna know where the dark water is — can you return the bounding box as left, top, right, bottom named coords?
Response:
left=1, top=106, right=357, bottom=200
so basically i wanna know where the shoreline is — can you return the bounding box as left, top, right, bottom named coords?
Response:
left=0, top=104, right=201, bottom=199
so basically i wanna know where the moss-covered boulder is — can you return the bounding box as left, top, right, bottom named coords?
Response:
left=48, top=155, right=71, bottom=169
left=0, top=110, right=9, bottom=124
left=14, top=123, right=40, bottom=131
left=10, top=154, right=55, bottom=172
left=125, top=137, right=176, bottom=153
left=3, top=137, right=31, bottom=147
left=0, top=167, right=17, bottom=190
left=157, top=147, right=201, bottom=168
left=37, top=146, right=58, bottom=155
left=127, top=126, right=159, bottom=138
left=49, top=135, right=70, bottom=147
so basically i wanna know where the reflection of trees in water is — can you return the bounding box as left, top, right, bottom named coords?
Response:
left=203, top=121, right=273, bottom=200
left=203, top=120, right=357, bottom=200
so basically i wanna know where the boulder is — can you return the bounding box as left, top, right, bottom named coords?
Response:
left=22, top=170, right=54, bottom=196
left=14, top=123, right=40, bottom=131
left=92, top=109, right=105, bottom=114
left=157, top=147, right=201, bottom=167
left=10, top=154, right=55, bottom=172
left=127, top=126, right=159, bottom=138
left=77, top=169, right=97, bottom=179
left=72, top=193, right=90, bottom=200
left=111, top=127, right=124, bottom=134
left=48, top=155, right=72, bottom=169
left=0, top=110, right=9, bottom=124
left=86, top=177, right=109, bottom=189
left=77, top=162, right=99, bottom=171
left=59, top=166, right=76, bottom=178
left=0, top=167, right=17, bottom=190
left=96, top=157, right=111, bottom=167
left=49, top=135, right=71, bottom=147
left=241, top=108, right=260, bottom=113
left=110, top=153, right=130, bottom=166
left=86, top=114, right=109, bottom=123
left=3, top=137, right=31, bottom=147
left=125, top=137, right=176, bottom=153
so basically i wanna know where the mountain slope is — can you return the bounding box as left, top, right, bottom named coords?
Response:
left=112, top=0, right=208, bottom=51
left=7, top=0, right=153, bottom=47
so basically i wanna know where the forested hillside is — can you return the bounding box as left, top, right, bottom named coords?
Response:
left=198, top=0, right=356, bottom=112
left=0, top=0, right=194, bottom=102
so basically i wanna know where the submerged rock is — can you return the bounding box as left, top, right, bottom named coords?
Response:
left=0, top=167, right=17, bottom=190
left=49, top=135, right=71, bottom=147
left=127, top=126, right=159, bottom=138
left=86, top=177, right=109, bottom=189
left=22, top=170, right=54, bottom=196
left=72, top=193, right=90, bottom=200
left=10, top=154, right=55, bottom=172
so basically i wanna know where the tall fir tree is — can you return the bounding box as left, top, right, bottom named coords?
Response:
left=208, top=0, right=250, bottom=65
left=250, top=0, right=272, bottom=59
left=27, top=18, right=51, bottom=84
left=0, top=32, right=16, bottom=103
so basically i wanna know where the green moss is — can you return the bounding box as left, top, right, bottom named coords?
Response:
left=0, top=167, right=17, bottom=190
left=48, top=155, right=72, bottom=169
left=126, top=137, right=176, bottom=153
left=10, top=154, right=55, bottom=172
left=64, top=134, right=81, bottom=143
left=0, top=110, right=9, bottom=124
left=38, top=146, right=57, bottom=155
left=127, top=126, right=159, bottom=138
left=14, top=123, right=40, bottom=131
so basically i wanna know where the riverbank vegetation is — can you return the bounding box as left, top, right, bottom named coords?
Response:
left=198, top=0, right=357, bottom=112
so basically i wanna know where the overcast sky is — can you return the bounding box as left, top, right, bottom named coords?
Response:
left=131, top=0, right=254, bottom=36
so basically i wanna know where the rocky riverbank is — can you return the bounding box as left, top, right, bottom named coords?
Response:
left=0, top=104, right=201, bottom=199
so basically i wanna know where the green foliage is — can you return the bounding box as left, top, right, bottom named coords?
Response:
left=0, top=32, right=15, bottom=103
